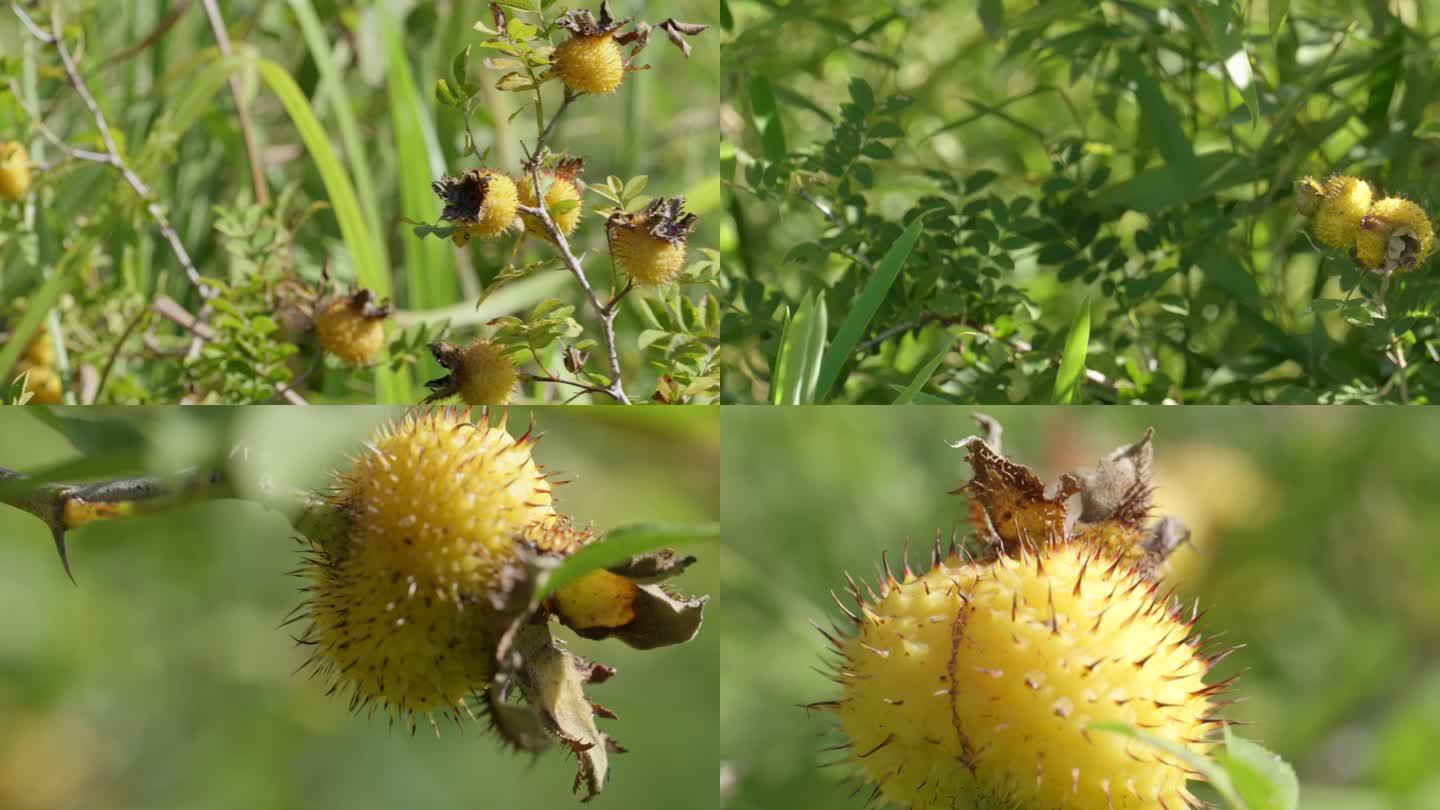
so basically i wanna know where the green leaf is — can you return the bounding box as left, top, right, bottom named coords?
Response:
left=848, top=77, right=874, bottom=113
left=1119, top=51, right=1195, bottom=174
left=1197, top=240, right=1262, bottom=311
left=771, top=293, right=828, bottom=405
left=893, top=335, right=957, bottom=404
left=1214, top=729, right=1299, bottom=810
left=1268, top=0, right=1290, bottom=36
left=978, top=0, right=1005, bottom=40
left=380, top=8, right=458, bottom=326
left=748, top=76, right=788, bottom=164
left=1202, top=1, right=1260, bottom=128
left=814, top=217, right=925, bottom=401
left=538, top=523, right=720, bottom=599
left=1093, top=151, right=1255, bottom=212
left=1051, top=297, right=1090, bottom=404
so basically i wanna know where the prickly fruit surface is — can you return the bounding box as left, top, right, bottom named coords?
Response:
left=315, top=296, right=387, bottom=365
left=553, top=34, right=625, bottom=94
left=1312, top=175, right=1372, bottom=250
left=831, top=543, right=1217, bottom=810
left=821, top=420, right=1227, bottom=810
left=611, top=227, right=686, bottom=286
left=436, top=170, right=521, bottom=245
left=456, top=340, right=519, bottom=406
left=298, top=408, right=557, bottom=722
left=518, top=172, right=583, bottom=240
left=1355, top=196, right=1434, bottom=272
left=0, top=142, right=31, bottom=201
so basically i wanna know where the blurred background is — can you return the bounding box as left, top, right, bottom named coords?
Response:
left=0, top=406, right=718, bottom=810
left=721, top=406, right=1440, bottom=810
left=0, top=0, right=717, bottom=403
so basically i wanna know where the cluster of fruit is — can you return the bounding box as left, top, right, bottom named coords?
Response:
left=1298, top=174, right=1436, bottom=274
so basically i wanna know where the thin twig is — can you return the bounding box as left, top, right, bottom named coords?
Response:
left=12, top=3, right=213, bottom=301
left=525, top=373, right=613, bottom=398
left=91, top=303, right=152, bottom=404
left=1375, top=271, right=1410, bottom=404
left=200, top=0, right=269, bottom=206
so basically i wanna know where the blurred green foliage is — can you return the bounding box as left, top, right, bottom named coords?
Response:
left=0, top=405, right=718, bottom=810
left=0, top=0, right=717, bottom=403
left=722, top=0, right=1440, bottom=403
left=721, top=406, right=1440, bottom=810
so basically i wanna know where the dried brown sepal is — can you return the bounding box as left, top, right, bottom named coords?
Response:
left=433, top=169, right=495, bottom=224
left=422, top=340, right=466, bottom=404
left=607, top=548, right=697, bottom=583
left=654, top=18, right=708, bottom=58
left=606, top=196, right=699, bottom=245
left=335, top=288, right=391, bottom=321
left=949, top=435, right=1078, bottom=556
left=555, top=1, right=629, bottom=38
left=511, top=621, right=620, bottom=802
left=950, top=418, right=1191, bottom=581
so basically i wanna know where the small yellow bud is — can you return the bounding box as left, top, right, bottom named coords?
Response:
left=423, top=339, right=519, bottom=406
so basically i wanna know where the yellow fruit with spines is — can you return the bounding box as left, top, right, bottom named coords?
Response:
left=297, top=407, right=560, bottom=723
left=470, top=170, right=521, bottom=240
left=611, top=227, right=687, bottom=286
left=827, top=541, right=1223, bottom=810
left=517, top=171, right=583, bottom=240
left=0, top=142, right=31, bottom=201
left=314, top=294, right=387, bottom=365
left=23, top=333, right=55, bottom=368
left=1355, top=196, right=1434, bottom=272
left=553, top=33, right=625, bottom=95
left=15, top=362, right=62, bottom=404
left=1311, top=174, right=1372, bottom=250
left=454, top=339, right=519, bottom=406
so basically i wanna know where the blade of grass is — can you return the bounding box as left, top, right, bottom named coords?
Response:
left=893, top=334, right=958, bottom=404
left=771, top=292, right=827, bottom=404
left=380, top=8, right=456, bottom=311
left=255, top=59, right=403, bottom=403
left=813, top=217, right=924, bottom=401
left=288, top=0, right=385, bottom=241
left=1051, top=296, right=1090, bottom=404
left=538, top=522, right=721, bottom=599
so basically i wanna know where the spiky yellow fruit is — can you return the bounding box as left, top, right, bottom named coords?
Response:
left=23, top=333, right=55, bottom=368
left=438, top=170, right=520, bottom=246
left=611, top=227, right=687, bottom=285
left=518, top=171, right=584, bottom=240
left=608, top=198, right=698, bottom=286
left=553, top=34, right=625, bottom=95
left=298, top=408, right=560, bottom=723
left=828, top=541, right=1220, bottom=810
left=1355, top=196, right=1434, bottom=272
left=0, top=142, right=31, bottom=202
left=1311, top=175, right=1372, bottom=250
left=314, top=292, right=388, bottom=365
left=455, top=340, right=519, bottom=406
